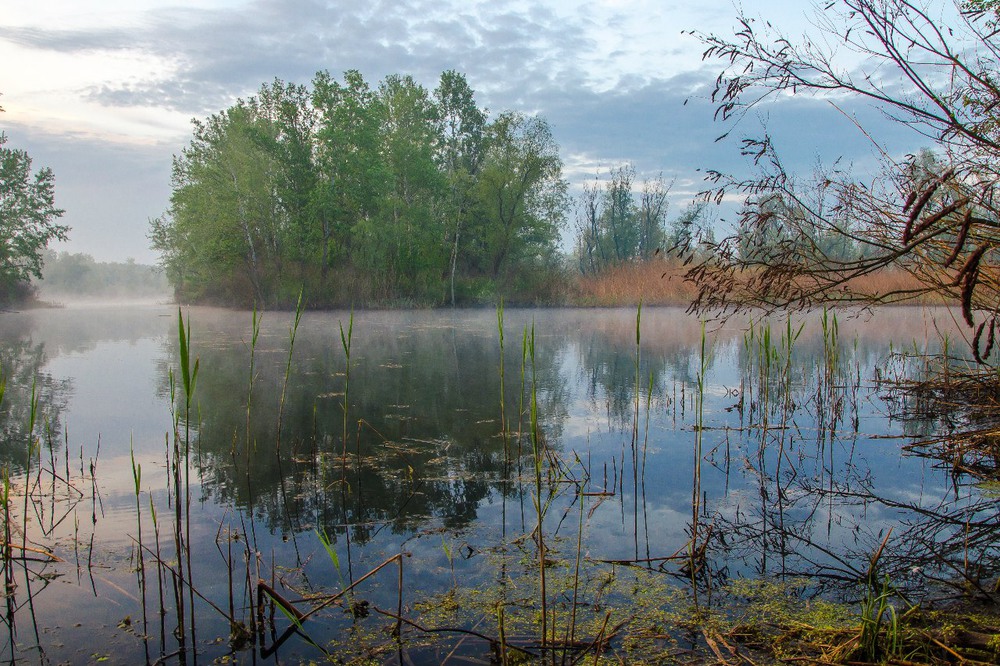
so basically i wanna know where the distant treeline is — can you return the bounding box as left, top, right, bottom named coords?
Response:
left=151, top=70, right=572, bottom=308
left=37, top=251, right=168, bottom=300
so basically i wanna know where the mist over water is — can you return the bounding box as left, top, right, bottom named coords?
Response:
left=0, top=304, right=980, bottom=663
left=32, top=251, right=171, bottom=308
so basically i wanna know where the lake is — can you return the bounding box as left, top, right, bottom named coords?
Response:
left=0, top=303, right=990, bottom=663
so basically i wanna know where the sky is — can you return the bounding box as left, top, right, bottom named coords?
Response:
left=1, top=0, right=936, bottom=264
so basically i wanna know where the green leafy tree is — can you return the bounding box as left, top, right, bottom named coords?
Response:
left=152, top=71, right=570, bottom=306
left=575, top=166, right=672, bottom=273
left=155, top=101, right=284, bottom=305
left=434, top=71, right=487, bottom=305
left=0, top=122, right=67, bottom=302
left=367, top=74, right=447, bottom=300
left=312, top=70, right=389, bottom=278
left=475, top=112, right=568, bottom=286
left=602, top=163, right=638, bottom=263
left=255, top=80, right=319, bottom=272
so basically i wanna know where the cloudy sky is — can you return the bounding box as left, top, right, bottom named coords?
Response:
left=1, top=0, right=933, bottom=263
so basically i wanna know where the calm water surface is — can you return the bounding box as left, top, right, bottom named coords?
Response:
left=0, top=303, right=985, bottom=663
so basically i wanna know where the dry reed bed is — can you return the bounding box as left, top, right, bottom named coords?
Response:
left=571, top=261, right=936, bottom=309
left=572, top=261, right=700, bottom=306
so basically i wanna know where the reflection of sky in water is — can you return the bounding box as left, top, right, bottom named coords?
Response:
left=44, top=337, right=171, bottom=455
left=0, top=304, right=983, bottom=662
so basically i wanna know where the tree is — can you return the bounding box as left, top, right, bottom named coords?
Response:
left=638, top=173, right=671, bottom=260
left=152, top=71, right=569, bottom=307
left=311, top=70, right=394, bottom=294
left=666, top=203, right=709, bottom=258
left=689, top=0, right=1000, bottom=357
left=475, top=112, right=568, bottom=287
left=255, top=79, right=319, bottom=271
left=575, top=176, right=604, bottom=274
left=37, top=250, right=167, bottom=298
left=602, top=163, right=638, bottom=264
left=0, top=127, right=67, bottom=302
left=369, top=74, right=447, bottom=300
left=157, top=100, right=285, bottom=305
left=574, top=166, right=673, bottom=273
left=434, top=71, right=487, bottom=305
left=966, top=0, right=1000, bottom=25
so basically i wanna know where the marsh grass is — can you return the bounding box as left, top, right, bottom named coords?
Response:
left=526, top=322, right=550, bottom=654
left=572, top=263, right=932, bottom=308
left=1, top=462, right=11, bottom=647
left=171, top=308, right=200, bottom=656
left=129, top=443, right=151, bottom=662
left=275, top=289, right=304, bottom=454
left=573, top=260, right=698, bottom=306
left=689, top=322, right=712, bottom=607
left=0, top=373, right=84, bottom=663
left=498, top=300, right=510, bottom=464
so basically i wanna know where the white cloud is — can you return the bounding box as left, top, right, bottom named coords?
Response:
left=0, top=0, right=935, bottom=262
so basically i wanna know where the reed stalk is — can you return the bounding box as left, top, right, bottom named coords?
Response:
left=19, top=379, right=44, bottom=651
left=641, top=367, right=654, bottom=560
left=0, top=369, right=11, bottom=636
left=859, top=531, right=899, bottom=661
left=691, top=321, right=710, bottom=607
left=566, top=481, right=586, bottom=662
left=527, top=323, right=549, bottom=655
left=517, top=325, right=529, bottom=530
left=274, top=292, right=306, bottom=547
left=338, top=311, right=355, bottom=585
left=2, top=465, right=12, bottom=642
left=497, top=300, right=509, bottom=464
left=149, top=494, right=166, bottom=655
left=821, top=307, right=839, bottom=393
left=245, top=306, right=260, bottom=452
left=23, top=379, right=38, bottom=556
left=497, top=603, right=509, bottom=666
left=130, top=444, right=149, bottom=650
left=276, top=288, right=305, bottom=453
left=173, top=308, right=199, bottom=659
left=631, top=302, right=642, bottom=555
left=775, top=317, right=802, bottom=579
left=317, top=527, right=347, bottom=594
left=340, top=310, right=354, bottom=460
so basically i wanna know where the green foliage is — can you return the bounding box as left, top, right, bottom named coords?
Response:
left=436, top=70, right=488, bottom=305
left=156, top=98, right=289, bottom=304
left=859, top=573, right=900, bottom=661
left=152, top=71, right=569, bottom=307
left=577, top=163, right=641, bottom=269
left=474, top=112, right=569, bottom=286
left=576, top=165, right=705, bottom=275
left=0, top=131, right=67, bottom=303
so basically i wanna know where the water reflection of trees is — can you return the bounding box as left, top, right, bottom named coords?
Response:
left=167, top=311, right=570, bottom=543
left=154, top=306, right=1000, bottom=603
left=0, top=318, right=70, bottom=471
left=572, top=312, right=711, bottom=429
